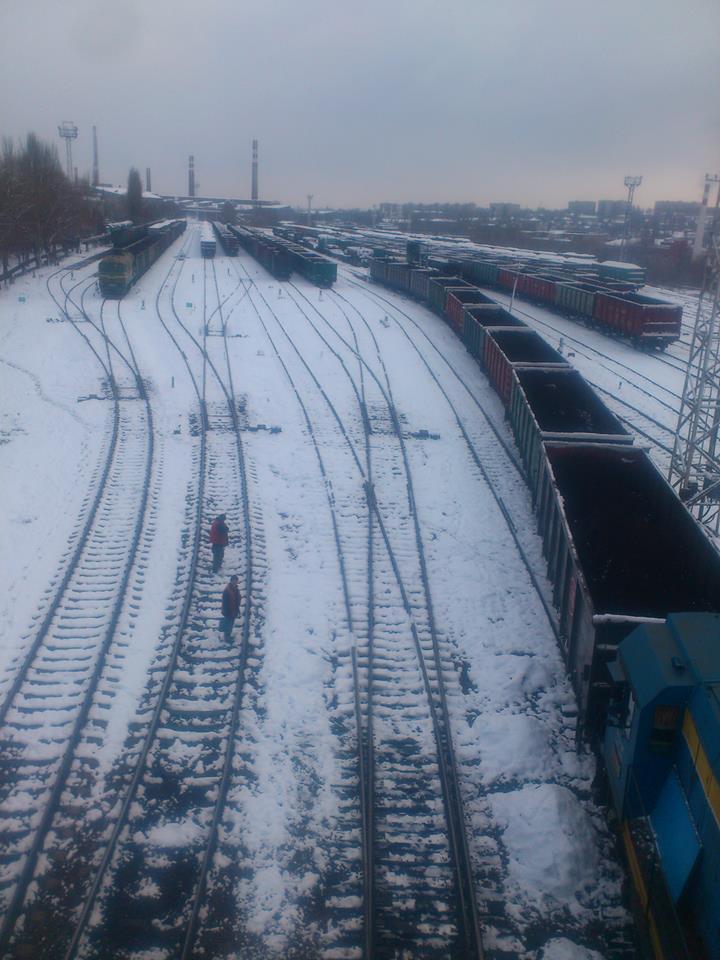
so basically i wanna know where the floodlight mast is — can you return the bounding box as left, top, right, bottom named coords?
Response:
left=669, top=176, right=720, bottom=536
left=58, top=122, right=78, bottom=180
left=619, top=175, right=642, bottom=261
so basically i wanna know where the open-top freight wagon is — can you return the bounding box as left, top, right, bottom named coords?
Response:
left=232, top=226, right=336, bottom=287
left=462, top=305, right=527, bottom=361
left=293, top=250, right=337, bottom=288
left=508, top=367, right=632, bottom=494
left=98, top=219, right=186, bottom=298
left=228, top=224, right=293, bottom=279
left=212, top=221, right=239, bottom=256
left=483, top=327, right=570, bottom=404
left=445, top=288, right=497, bottom=335
left=410, top=249, right=681, bottom=348
left=200, top=221, right=216, bottom=258
left=591, top=290, right=682, bottom=345
left=368, top=252, right=720, bottom=742
left=535, top=443, right=720, bottom=735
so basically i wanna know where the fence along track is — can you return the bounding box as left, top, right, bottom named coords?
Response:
left=0, top=267, right=155, bottom=956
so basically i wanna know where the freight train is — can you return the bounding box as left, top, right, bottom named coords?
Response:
left=211, top=221, right=238, bottom=256
left=369, top=258, right=720, bottom=960
left=229, top=224, right=293, bottom=279
left=98, top=219, right=186, bottom=298
left=278, top=222, right=681, bottom=348
left=370, top=257, right=720, bottom=731
left=372, top=244, right=681, bottom=347
left=228, top=223, right=337, bottom=287
left=199, top=221, right=216, bottom=258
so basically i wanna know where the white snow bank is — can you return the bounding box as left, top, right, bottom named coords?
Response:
left=537, top=937, right=605, bottom=960
left=491, top=783, right=599, bottom=916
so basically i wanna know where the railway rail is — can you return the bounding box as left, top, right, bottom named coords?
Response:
left=55, top=232, right=262, bottom=960
left=227, top=256, right=487, bottom=956
left=0, top=266, right=155, bottom=956
left=0, top=231, right=257, bottom=959
left=0, top=234, right=636, bottom=957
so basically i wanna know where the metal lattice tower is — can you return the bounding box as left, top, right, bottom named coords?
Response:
left=58, top=122, right=78, bottom=180
left=251, top=140, right=258, bottom=200
left=619, top=175, right=642, bottom=261
left=669, top=179, right=720, bottom=535
left=693, top=174, right=720, bottom=260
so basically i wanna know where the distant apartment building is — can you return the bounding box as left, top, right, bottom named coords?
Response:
left=597, top=200, right=628, bottom=219
left=653, top=201, right=700, bottom=216
left=568, top=200, right=596, bottom=215
left=489, top=202, right=521, bottom=218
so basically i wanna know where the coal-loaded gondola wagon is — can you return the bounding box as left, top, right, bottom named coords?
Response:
left=200, top=221, right=216, bottom=258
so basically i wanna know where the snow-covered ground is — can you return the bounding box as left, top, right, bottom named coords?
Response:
left=0, top=226, right=640, bottom=958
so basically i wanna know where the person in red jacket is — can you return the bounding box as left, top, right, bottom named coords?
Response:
left=221, top=574, right=241, bottom=641
left=209, top=513, right=229, bottom=572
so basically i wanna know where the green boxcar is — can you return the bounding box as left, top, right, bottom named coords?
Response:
left=555, top=282, right=596, bottom=318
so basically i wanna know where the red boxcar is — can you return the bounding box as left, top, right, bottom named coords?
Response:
left=593, top=292, right=682, bottom=345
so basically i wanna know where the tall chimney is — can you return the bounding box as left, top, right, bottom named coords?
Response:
left=92, top=125, right=99, bottom=186
left=188, top=155, right=195, bottom=198
left=146, top=167, right=152, bottom=192
left=251, top=139, right=258, bottom=201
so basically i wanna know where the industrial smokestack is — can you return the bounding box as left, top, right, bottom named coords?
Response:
left=251, top=140, right=258, bottom=201
left=92, top=125, right=99, bottom=187
left=188, top=155, right=195, bottom=198
left=146, top=167, right=152, bottom=192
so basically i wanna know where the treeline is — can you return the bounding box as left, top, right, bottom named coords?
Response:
left=0, top=133, right=102, bottom=274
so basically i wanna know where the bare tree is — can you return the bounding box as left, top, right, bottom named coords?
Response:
left=126, top=167, right=143, bottom=223
left=0, top=132, right=100, bottom=275
left=219, top=201, right=237, bottom=225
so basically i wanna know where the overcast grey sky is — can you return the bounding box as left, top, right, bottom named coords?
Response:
left=1, top=0, right=718, bottom=208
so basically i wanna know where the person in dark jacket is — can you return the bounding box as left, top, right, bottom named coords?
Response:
left=209, top=513, right=229, bottom=572
left=221, top=575, right=240, bottom=641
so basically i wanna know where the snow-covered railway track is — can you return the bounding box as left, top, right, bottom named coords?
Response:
left=334, top=280, right=558, bottom=633
left=289, top=282, right=485, bottom=957
left=230, top=258, right=484, bottom=957
left=56, top=241, right=263, bottom=960
left=0, top=242, right=205, bottom=959
left=0, top=272, right=155, bottom=954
